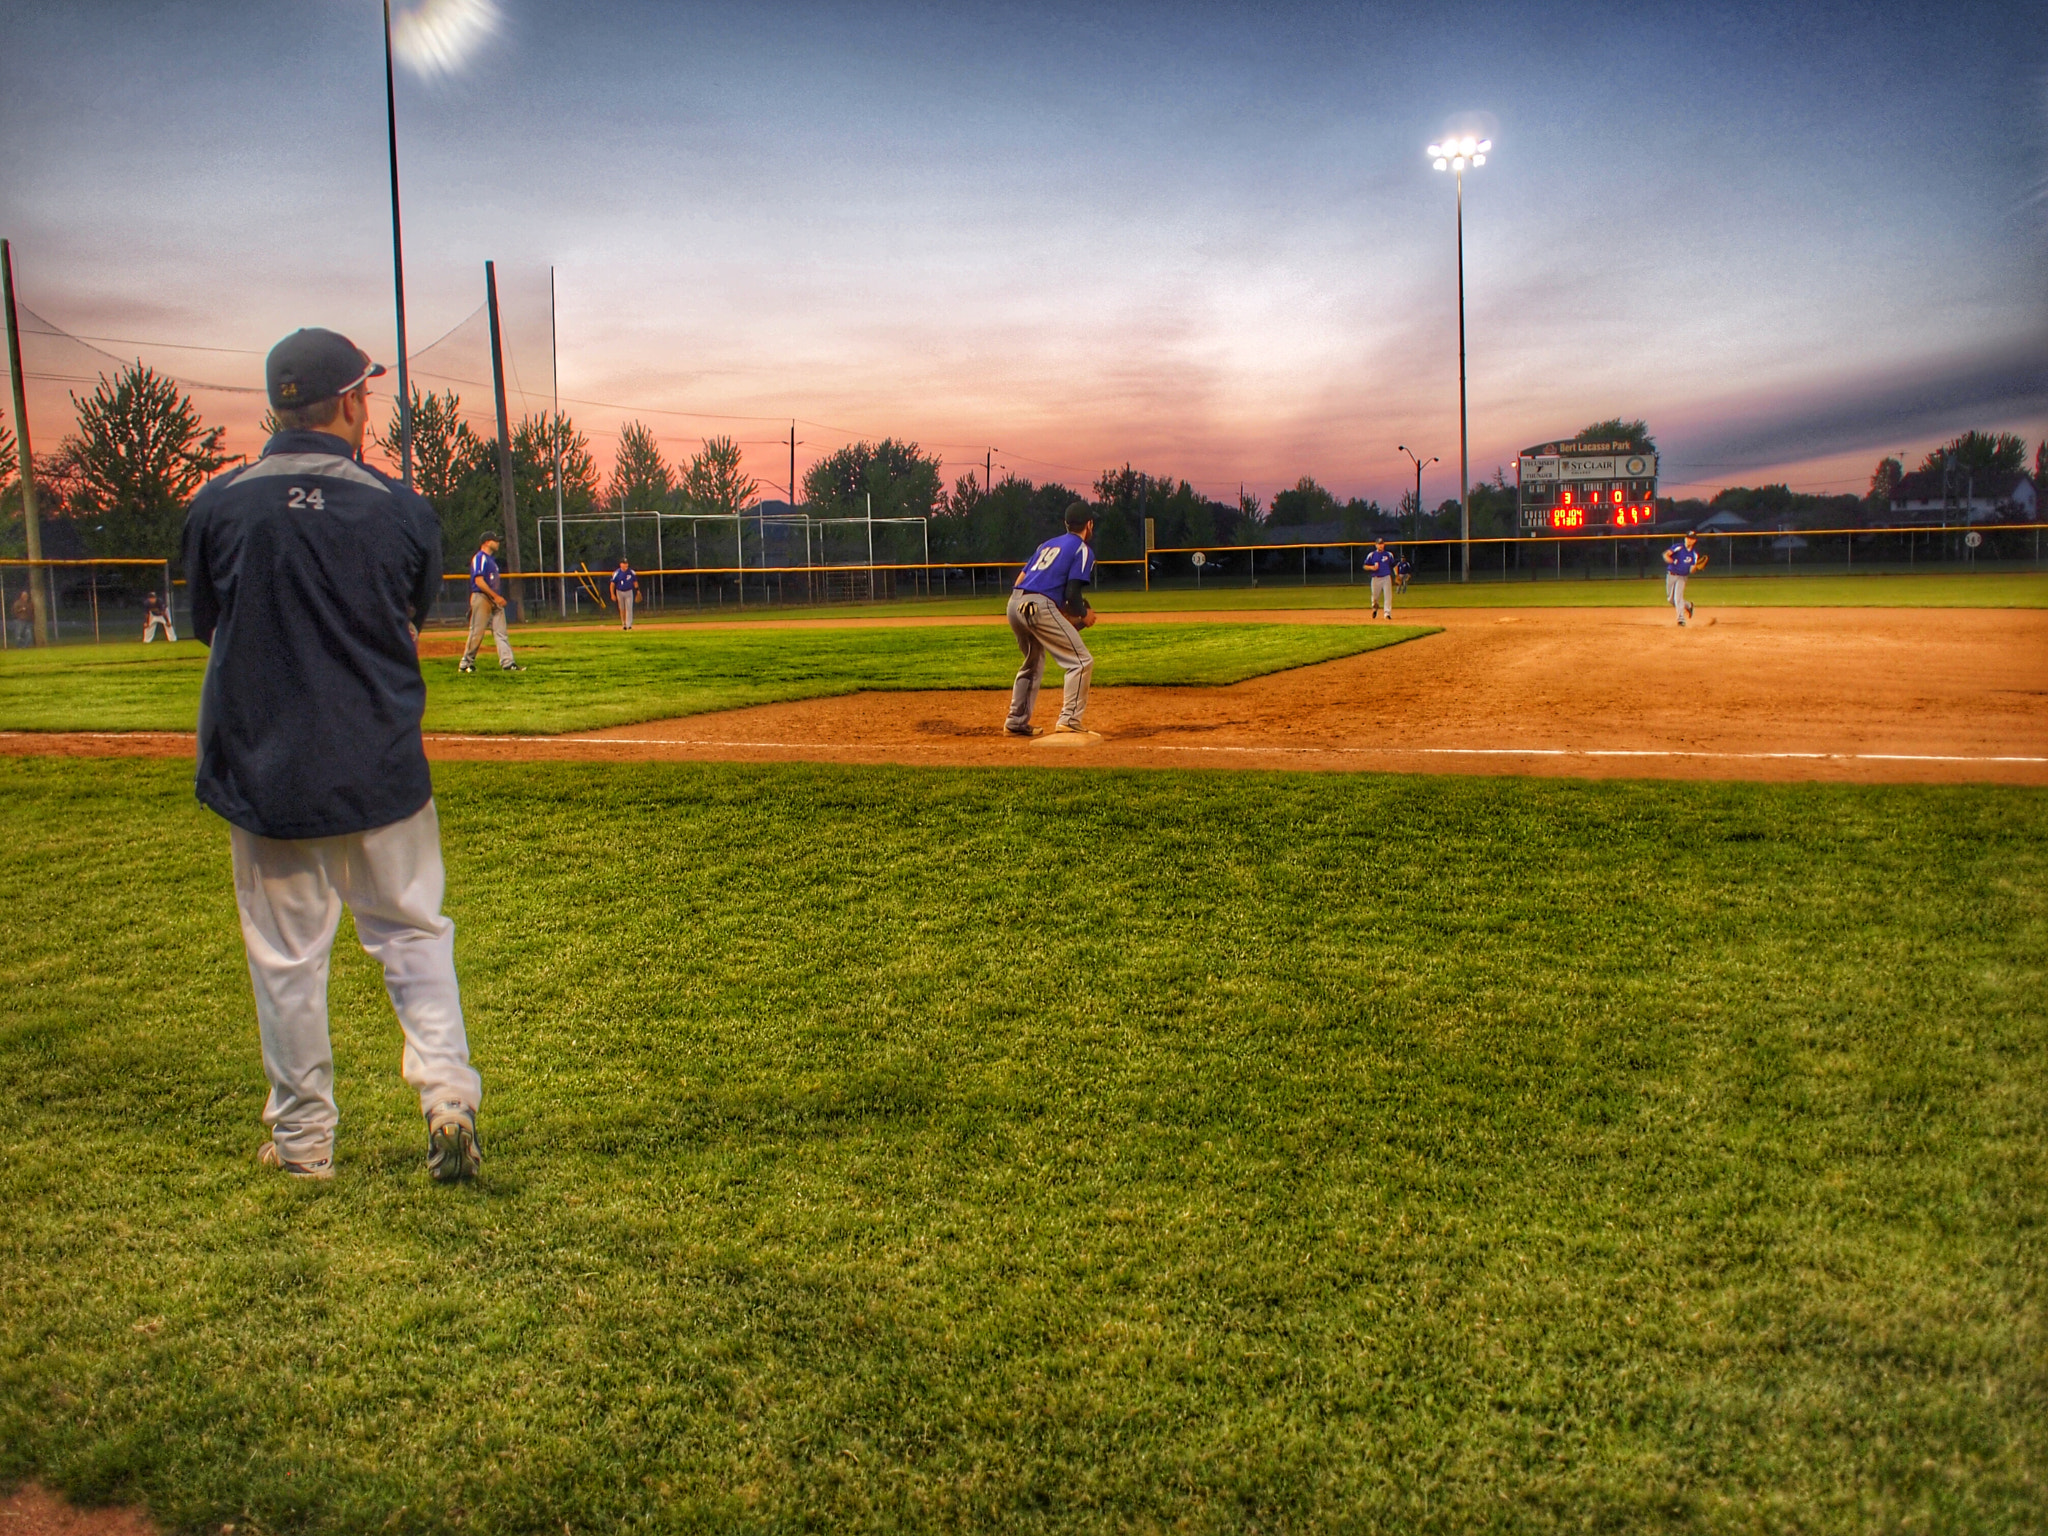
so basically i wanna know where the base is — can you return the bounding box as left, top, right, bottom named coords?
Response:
left=1031, top=730, right=1102, bottom=750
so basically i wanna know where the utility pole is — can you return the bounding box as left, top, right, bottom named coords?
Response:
left=551, top=266, right=566, bottom=617
left=986, top=447, right=994, bottom=493
left=485, top=260, right=523, bottom=622
left=2, top=240, right=49, bottom=646
left=382, top=0, right=413, bottom=486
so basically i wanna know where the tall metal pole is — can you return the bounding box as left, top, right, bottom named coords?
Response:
left=551, top=266, right=566, bottom=617
left=383, top=1, right=413, bottom=486
left=1456, top=167, right=1470, bottom=582
left=484, top=260, right=524, bottom=622
left=2, top=240, right=49, bottom=646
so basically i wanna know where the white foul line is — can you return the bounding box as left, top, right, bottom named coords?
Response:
left=8, top=732, right=2043, bottom=767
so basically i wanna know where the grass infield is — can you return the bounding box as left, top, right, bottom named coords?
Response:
left=0, top=622, right=1429, bottom=736
left=1, top=758, right=2043, bottom=1532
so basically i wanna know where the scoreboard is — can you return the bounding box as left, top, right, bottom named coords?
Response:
left=1517, top=440, right=1658, bottom=532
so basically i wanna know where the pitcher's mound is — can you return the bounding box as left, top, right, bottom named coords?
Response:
left=1032, top=730, right=1103, bottom=749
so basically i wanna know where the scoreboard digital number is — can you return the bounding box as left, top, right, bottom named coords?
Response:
left=1517, top=442, right=1658, bottom=532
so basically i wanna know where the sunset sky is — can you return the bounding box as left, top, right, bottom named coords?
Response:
left=2, top=0, right=2042, bottom=509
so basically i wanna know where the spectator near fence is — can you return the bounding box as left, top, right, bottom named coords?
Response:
left=9, top=588, right=30, bottom=648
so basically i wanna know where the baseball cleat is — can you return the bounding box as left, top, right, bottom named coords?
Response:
left=1685, top=601, right=1695, bottom=617
left=1004, top=724, right=1040, bottom=738
left=1051, top=721, right=1090, bottom=734
left=500, top=663, right=525, bottom=672
left=458, top=660, right=474, bottom=674
left=259, top=1142, right=334, bottom=1181
left=1677, top=619, right=1687, bottom=626
left=426, top=1101, right=482, bottom=1182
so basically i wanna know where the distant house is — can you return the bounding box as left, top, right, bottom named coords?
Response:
left=1888, top=469, right=2037, bottom=525
left=1695, top=510, right=1751, bottom=533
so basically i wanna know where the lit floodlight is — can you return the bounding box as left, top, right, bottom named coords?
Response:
left=1433, top=157, right=1449, bottom=170
left=390, top=0, right=501, bottom=79
left=1472, top=153, right=1485, bottom=166
left=1427, top=143, right=1443, bottom=157
left=1477, top=138, right=1492, bottom=152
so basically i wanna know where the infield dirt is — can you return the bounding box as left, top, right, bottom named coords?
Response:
left=9, top=606, right=2045, bottom=784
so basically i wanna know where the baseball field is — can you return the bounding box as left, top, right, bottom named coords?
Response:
left=3, top=577, right=2045, bottom=1532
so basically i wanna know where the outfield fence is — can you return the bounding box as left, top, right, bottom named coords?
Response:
left=3, top=522, right=2042, bottom=644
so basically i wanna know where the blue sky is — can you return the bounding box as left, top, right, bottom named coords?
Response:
left=2, top=0, right=2041, bottom=506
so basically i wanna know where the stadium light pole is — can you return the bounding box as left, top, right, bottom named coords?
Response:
left=1429, top=134, right=1489, bottom=581
left=383, top=0, right=413, bottom=486
left=1397, top=445, right=1437, bottom=533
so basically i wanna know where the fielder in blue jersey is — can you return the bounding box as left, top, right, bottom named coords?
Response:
left=1362, top=538, right=1396, bottom=619
left=610, top=557, right=638, bottom=630
left=1664, top=531, right=1706, bottom=625
left=459, top=535, right=521, bottom=672
left=1005, top=502, right=1098, bottom=737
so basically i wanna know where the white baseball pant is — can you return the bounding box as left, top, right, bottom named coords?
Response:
left=142, top=614, right=177, bottom=643
left=1006, top=588, right=1092, bottom=731
left=229, top=799, right=481, bottom=1165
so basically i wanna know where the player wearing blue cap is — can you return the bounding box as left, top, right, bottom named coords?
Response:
left=182, top=326, right=483, bottom=1183
left=1363, top=538, right=1396, bottom=619
left=1005, top=501, right=1098, bottom=737
left=610, top=557, right=638, bottom=630
left=1664, top=530, right=1706, bottom=625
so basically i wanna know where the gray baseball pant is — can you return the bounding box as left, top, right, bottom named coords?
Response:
left=462, top=592, right=514, bottom=667
left=1371, top=575, right=1393, bottom=617
left=617, top=590, right=635, bottom=627
left=229, top=800, right=481, bottom=1166
left=1006, top=588, right=1092, bottom=731
left=1670, top=574, right=1689, bottom=621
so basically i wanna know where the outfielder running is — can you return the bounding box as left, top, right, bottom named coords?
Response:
left=181, top=326, right=483, bottom=1184
left=1664, top=530, right=1706, bottom=625
left=1363, top=538, right=1396, bottom=619
left=1005, top=501, right=1098, bottom=738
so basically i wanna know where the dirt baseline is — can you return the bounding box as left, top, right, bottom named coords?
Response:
left=8, top=607, right=2045, bottom=784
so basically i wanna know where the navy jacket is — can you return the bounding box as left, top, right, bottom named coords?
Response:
left=181, top=431, right=442, bottom=839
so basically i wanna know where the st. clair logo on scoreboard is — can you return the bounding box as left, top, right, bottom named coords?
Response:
left=1516, top=440, right=1659, bottom=532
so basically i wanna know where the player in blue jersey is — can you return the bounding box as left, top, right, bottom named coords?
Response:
left=1363, top=538, right=1397, bottom=619
left=1393, top=553, right=1412, bottom=596
left=1664, top=530, right=1706, bottom=625
left=610, top=557, right=639, bottom=630
left=459, top=535, right=521, bottom=672
left=1005, top=502, right=1098, bottom=737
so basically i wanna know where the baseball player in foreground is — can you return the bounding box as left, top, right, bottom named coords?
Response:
left=141, top=590, right=176, bottom=643
left=460, top=534, right=521, bottom=672
left=610, top=556, right=638, bottom=630
left=1363, top=538, right=1396, bottom=619
left=1664, top=530, right=1706, bottom=625
left=1005, top=501, right=1098, bottom=737
left=181, top=326, right=484, bottom=1183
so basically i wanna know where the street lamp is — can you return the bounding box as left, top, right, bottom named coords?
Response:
left=1397, top=445, right=1438, bottom=533
left=1427, top=133, right=1489, bottom=580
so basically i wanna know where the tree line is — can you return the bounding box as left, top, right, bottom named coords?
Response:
left=5, top=372, right=2039, bottom=571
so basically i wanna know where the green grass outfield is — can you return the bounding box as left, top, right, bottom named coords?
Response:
left=0, top=623, right=1428, bottom=736
left=2, top=758, right=2043, bottom=1533
left=494, top=569, right=2048, bottom=625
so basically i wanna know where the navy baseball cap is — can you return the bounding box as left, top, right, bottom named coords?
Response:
left=266, top=328, right=386, bottom=410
